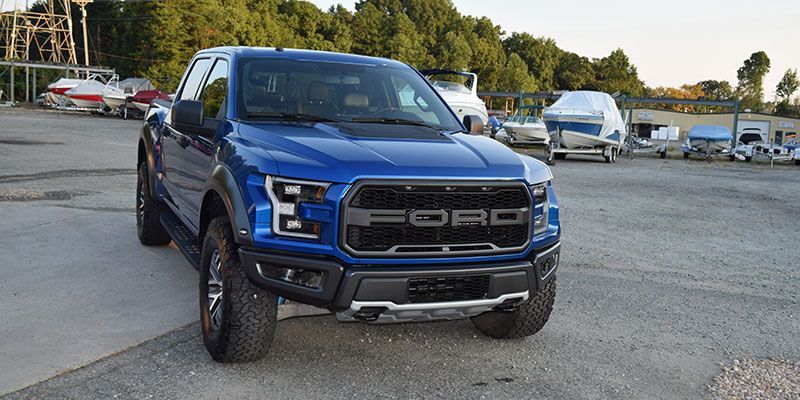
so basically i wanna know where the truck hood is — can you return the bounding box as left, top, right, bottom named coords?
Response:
left=236, top=122, right=552, bottom=184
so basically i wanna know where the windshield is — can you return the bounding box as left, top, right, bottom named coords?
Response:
left=238, top=58, right=462, bottom=131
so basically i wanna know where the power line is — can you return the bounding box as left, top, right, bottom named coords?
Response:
left=74, top=46, right=161, bottom=62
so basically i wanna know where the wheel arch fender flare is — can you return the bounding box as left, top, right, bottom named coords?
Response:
left=201, top=164, right=253, bottom=246
left=138, top=120, right=160, bottom=198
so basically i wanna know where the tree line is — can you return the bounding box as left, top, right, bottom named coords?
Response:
left=15, top=0, right=800, bottom=117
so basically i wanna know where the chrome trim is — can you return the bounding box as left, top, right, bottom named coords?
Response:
left=264, top=175, right=330, bottom=240
left=335, top=291, right=530, bottom=323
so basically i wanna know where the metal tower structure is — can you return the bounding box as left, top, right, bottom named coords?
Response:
left=0, top=0, right=78, bottom=64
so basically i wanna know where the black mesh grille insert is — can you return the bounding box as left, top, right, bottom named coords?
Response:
left=351, top=187, right=528, bottom=209
left=347, top=224, right=528, bottom=252
left=407, top=275, right=490, bottom=303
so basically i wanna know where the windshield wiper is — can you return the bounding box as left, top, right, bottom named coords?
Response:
left=246, top=112, right=342, bottom=123
left=348, top=117, right=441, bottom=130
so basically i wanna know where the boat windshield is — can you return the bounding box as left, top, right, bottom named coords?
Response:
left=238, top=58, right=462, bottom=131
left=429, top=79, right=471, bottom=94
left=506, top=115, right=542, bottom=124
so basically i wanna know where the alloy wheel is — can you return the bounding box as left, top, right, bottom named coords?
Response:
left=207, top=250, right=224, bottom=330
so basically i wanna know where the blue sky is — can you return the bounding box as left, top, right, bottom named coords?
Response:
left=308, top=0, right=800, bottom=97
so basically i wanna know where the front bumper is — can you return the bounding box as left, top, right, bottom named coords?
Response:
left=238, top=242, right=560, bottom=320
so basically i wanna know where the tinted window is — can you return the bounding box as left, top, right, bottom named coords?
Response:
left=199, top=59, right=228, bottom=119
left=238, top=58, right=461, bottom=131
left=178, top=58, right=212, bottom=101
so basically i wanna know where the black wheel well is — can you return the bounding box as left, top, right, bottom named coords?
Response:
left=199, top=190, right=229, bottom=244
left=138, top=140, right=146, bottom=168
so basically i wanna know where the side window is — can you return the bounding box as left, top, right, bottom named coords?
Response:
left=199, top=59, right=229, bottom=119
left=178, top=58, right=212, bottom=101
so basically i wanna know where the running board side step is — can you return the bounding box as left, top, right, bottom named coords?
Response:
left=160, top=211, right=201, bottom=270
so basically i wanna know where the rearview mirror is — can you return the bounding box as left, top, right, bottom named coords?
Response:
left=171, top=99, right=203, bottom=132
left=463, top=115, right=484, bottom=134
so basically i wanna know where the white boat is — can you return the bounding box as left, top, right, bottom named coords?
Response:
left=101, top=77, right=155, bottom=111
left=421, top=69, right=488, bottom=127
left=543, top=91, right=626, bottom=149
left=501, top=105, right=549, bottom=146
left=64, top=75, right=108, bottom=109
left=45, top=77, right=84, bottom=106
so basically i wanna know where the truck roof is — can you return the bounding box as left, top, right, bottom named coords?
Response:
left=197, top=46, right=408, bottom=68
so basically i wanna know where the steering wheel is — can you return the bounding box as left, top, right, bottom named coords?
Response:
left=369, top=107, right=399, bottom=117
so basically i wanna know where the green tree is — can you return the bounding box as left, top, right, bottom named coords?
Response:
left=776, top=69, right=799, bottom=99
left=503, top=33, right=562, bottom=90
left=554, top=52, right=594, bottom=90
left=736, top=51, right=771, bottom=111
left=774, top=69, right=799, bottom=118
left=590, top=49, right=645, bottom=96
left=460, top=16, right=506, bottom=91
left=496, top=53, right=537, bottom=92
left=697, top=80, right=733, bottom=100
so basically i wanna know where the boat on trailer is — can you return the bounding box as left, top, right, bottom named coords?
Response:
left=102, top=77, right=156, bottom=112
left=499, top=104, right=549, bottom=146
left=543, top=91, right=626, bottom=163
left=45, top=78, right=84, bottom=106
left=64, top=75, right=108, bottom=109
left=130, top=90, right=171, bottom=112
left=681, top=125, right=732, bottom=159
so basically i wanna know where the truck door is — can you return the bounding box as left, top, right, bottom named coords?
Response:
left=163, top=57, right=212, bottom=218
left=182, top=58, right=229, bottom=222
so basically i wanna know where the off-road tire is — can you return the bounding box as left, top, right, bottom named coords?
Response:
left=200, top=217, right=277, bottom=363
left=683, top=152, right=690, bottom=159
left=136, top=163, right=171, bottom=246
left=471, top=277, right=556, bottom=339
left=745, top=156, right=752, bottom=162
left=795, top=159, right=800, bottom=166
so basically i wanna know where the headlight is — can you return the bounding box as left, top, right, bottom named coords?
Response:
left=265, top=176, right=330, bottom=239
left=531, top=183, right=549, bottom=235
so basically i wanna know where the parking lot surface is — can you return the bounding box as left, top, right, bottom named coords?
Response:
left=1, top=109, right=798, bottom=399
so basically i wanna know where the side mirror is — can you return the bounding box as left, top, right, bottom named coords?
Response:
left=463, top=115, right=484, bottom=134
left=171, top=99, right=203, bottom=132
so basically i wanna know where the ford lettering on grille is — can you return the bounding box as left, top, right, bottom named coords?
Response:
left=347, top=208, right=530, bottom=227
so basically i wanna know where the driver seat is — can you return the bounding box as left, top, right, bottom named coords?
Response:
left=299, top=81, right=334, bottom=115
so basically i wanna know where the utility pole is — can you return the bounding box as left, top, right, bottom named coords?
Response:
left=72, top=0, right=92, bottom=75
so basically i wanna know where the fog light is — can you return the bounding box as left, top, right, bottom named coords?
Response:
left=258, top=264, right=324, bottom=289
left=539, top=253, right=558, bottom=275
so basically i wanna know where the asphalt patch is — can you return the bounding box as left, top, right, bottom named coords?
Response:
left=0, top=139, right=64, bottom=146
left=0, top=189, right=89, bottom=202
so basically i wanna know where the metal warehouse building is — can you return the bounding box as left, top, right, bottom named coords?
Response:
left=630, top=108, right=800, bottom=144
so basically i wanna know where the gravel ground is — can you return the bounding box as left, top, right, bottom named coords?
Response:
left=709, top=358, right=800, bottom=399
left=1, top=109, right=799, bottom=399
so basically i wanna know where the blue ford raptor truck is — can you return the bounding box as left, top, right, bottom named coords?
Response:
left=136, top=47, right=561, bottom=362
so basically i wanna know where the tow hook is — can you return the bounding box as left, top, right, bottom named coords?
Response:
left=353, top=307, right=385, bottom=322
left=494, top=298, right=523, bottom=313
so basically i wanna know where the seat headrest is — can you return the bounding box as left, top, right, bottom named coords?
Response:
left=252, top=85, right=267, bottom=98
left=308, top=82, right=328, bottom=102
left=343, top=92, right=368, bottom=109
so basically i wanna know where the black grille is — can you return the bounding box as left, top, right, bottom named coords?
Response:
left=343, top=183, right=532, bottom=256
left=347, top=224, right=528, bottom=252
left=407, top=275, right=490, bottom=303
left=351, top=187, right=528, bottom=209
